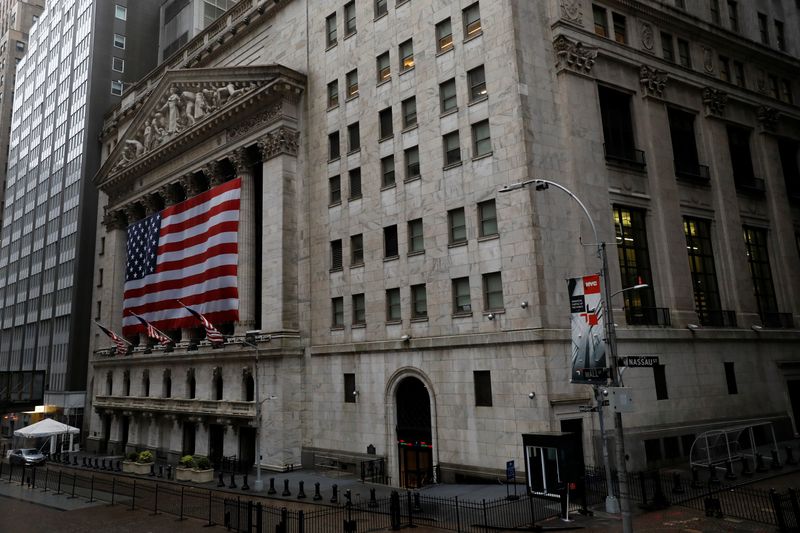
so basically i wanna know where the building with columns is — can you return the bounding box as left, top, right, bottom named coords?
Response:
left=87, top=0, right=800, bottom=488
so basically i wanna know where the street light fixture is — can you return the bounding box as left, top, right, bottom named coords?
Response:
left=242, top=330, right=272, bottom=492
left=500, top=178, right=633, bottom=533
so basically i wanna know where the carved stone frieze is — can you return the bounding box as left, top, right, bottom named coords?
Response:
left=141, top=193, right=162, bottom=215
left=702, top=87, right=728, bottom=117
left=640, top=22, right=654, bottom=51
left=227, top=103, right=283, bottom=139
left=159, top=183, right=182, bottom=206
left=256, top=126, right=300, bottom=161
left=560, top=0, right=582, bottom=25
left=203, top=161, right=226, bottom=186
left=553, top=35, right=598, bottom=75
left=102, top=209, right=128, bottom=231
left=639, top=65, right=667, bottom=98
left=110, top=80, right=260, bottom=174
left=178, top=173, right=204, bottom=196
left=757, top=106, right=779, bottom=132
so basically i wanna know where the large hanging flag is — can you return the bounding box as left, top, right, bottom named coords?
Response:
left=122, top=178, right=241, bottom=337
left=178, top=300, right=225, bottom=345
left=94, top=321, right=131, bottom=356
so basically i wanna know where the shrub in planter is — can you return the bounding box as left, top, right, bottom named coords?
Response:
left=179, top=455, right=195, bottom=468
left=137, top=450, right=154, bottom=464
left=176, top=455, right=195, bottom=481
left=126, top=452, right=138, bottom=462
left=191, top=455, right=214, bottom=483
left=194, top=456, right=211, bottom=470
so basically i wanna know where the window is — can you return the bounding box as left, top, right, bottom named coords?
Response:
left=351, top=234, right=364, bottom=266
left=718, top=55, right=730, bottom=82
left=327, top=80, right=339, bottom=108
left=661, top=32, right=674, bottom=62
left=329, top=175, right=341, bottom=204
left=330, top=239, right=343, bottom=271
left=408, top=218, right=424, bottom=253
left=186, top=371, right=195, bottom=398
left=344, top=1, right=356, bottom=36
left=384, top=225, right=398, bottom=257
left=598, top=86, right=641, bottom=165
left=114, top=34, right=126, bottom=49
left=727, top=0, right=738, bottom=32
left=769, top=75, right=780, bottom=99
left=349, top=168, right=362, bottom=200
left=15, top=41, right=24, bottom=52
left=377, top=52, right=391, bottom=82
left=352, top=294, right=365, bottom=325
left=405, top=146, right=420, bottom=179
left=374, top=0, right=387, bottom=18
left=478, top=199, right=497, bottom=237
left=115, top=4, right=127, bottom=20
left=483, top=272, right=503, bottom=311
left=142, top=371, right=150, bottom=397
left=402, top=97, right=417, bottom=128
left=710, top=0, right=720, bottom=25
left=344, top=373, right=356, bottom=402
left=474, top=370, right=492, bottom=406
left=448, top=207, right=467, bottom=244
left=326, top=12, right=337, bottom=47
left=613, top=206, right=657, bottom=324
left=779, top=138, right=800, bottom=199
left=436, top=18, right=453, bottom=53
left=381, top=156, right=395, bottom=187
left=452, top=277, right=472, bottom=313
left=112, top=57, right=125, bottom=72
left=612, top=13, right=627, bottom=44
left=440, top=78, right=457, bottom=113
left=775, top=21, right=786, bottom=51
left=411, top=284, right=427, bottom=318
left=726, top=126, right=756, bottom=189
left=329, top=131, right=340, bottom=160
left=399, top=39, right=414, bottom=71
left=443, top=131, right=461, bottom=166
left=668, top=108, right=702, bottom=179
left=593, top=4, right=608, bottom=37
left=677, top=39, right=691, bottom=68
left=346, top=69, right=359, bottom=98
left=111, top=80, right=124, bottom=96
left=332, top=297, right=344, bottom=327
left=724, top=362, right=738, bottom=395
left=733, top=61, right=745, bottom=87
left=463, top=3, right=482, bottom=39
left=386, top=288, right=401, bottom=321
left=758, top=13, right=769, bottom=45
left=653, top=364, right=668, bottom=400
left=684, top=218, right=722, bottom=326
left=743, top=226, right=778, bottom=322
left=472, top=120, right=492, bottom=157
left=468, top=66, right=487, bottom=101
left=781, top=80, right=794, bottom=104
left=379, top=108, right=393, bottom=140
left=348, top=123, right=360, bottom=152
left=163, top=372, right=172, bottom=398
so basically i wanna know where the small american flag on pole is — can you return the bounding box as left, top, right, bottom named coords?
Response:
left=131, top=312, right=174, bottom=346
left=122, top=178, right=240, bottom=336
left=94, top=321, right=131, bottom=355
left=178, top=300, right=225, bottom=345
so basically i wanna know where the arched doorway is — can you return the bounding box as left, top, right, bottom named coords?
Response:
left=396, top=376, right=433, bottom=488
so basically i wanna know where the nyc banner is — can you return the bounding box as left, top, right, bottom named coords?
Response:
left=568, top=274, right=609, bottom=384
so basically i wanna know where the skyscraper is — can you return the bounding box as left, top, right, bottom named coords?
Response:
left=0, top=0, right=161, bottom=435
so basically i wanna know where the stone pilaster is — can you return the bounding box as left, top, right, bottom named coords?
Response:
left=103, top=209, right=130, bottom=335
left=229, top=147, right=256, bottom=333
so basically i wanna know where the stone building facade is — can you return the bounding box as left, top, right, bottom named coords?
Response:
left=87, top=0, right=800, bottom=486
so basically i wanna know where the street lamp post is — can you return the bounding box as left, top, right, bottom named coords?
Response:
left=242, top=331, right=272, bottom=492
left=500, top=179, right=633, bottom=533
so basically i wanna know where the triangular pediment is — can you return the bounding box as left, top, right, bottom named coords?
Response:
left=95, top=65, right=305, bottom=191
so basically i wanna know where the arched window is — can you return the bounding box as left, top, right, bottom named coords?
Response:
left=163, top=369, right=172, bottom=398
left=243, top=369, right=254, bottom=402
left=213, top=367, right=223, bottom=401
left=187, top=368, right=196, bottom=399
left=142, top=370, right=150, bottom=397
left=105, top=372, right=113, bottom=396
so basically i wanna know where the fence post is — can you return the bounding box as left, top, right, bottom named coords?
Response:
left=111, top=477, right=116, bottom=505
left=482, top=498, right=488, bottom=531
left=407, top=491, right=415, bottom=528
left=771, top=489, right=788, bottom=532
left=456, top=496, right=462, bottom=533
left=70, top=472, right=77, bottom=499
left=88, top=474, right=95, bottom=503
left=152, top=483, right=158, bottom=515
left=131, top=479, right=136, bottom=511
left=207, top=489, right=213, bottom=526
left=789, top=488, right=800, bottom=527
left=257, top=502, right=264, bottom=533
left=41, top=469, right=48, bottom=492
left=179, top=485, right=184, bottom=521
left=296, top=509, right=302, bottom=533
left=247, top=500, right=253, bottom=533
left=57, top=471, right=62, bottom=495
left=237, top=496, right=241, bottom=532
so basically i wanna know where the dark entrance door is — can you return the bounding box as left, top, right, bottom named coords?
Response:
left=239, top=427, right=256, bottom=468
left=100, top=415, right=111, bottom=454
left=396, top=377, right=433, bottom=488
left=788, top=380, right=800, bottom=432
left=560, top=418, right=584, bottom=463
left=182, top=422, right=196, bottom=456
left=121, top=416, right=130, bottom=451
left=209, top=424, right=224, bottom=466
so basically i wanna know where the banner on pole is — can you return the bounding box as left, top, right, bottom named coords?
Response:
left=567, top=274, right=609, bottom=384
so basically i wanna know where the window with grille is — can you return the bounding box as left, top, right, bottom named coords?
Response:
left=381, top=156, right=395, bottom=187
left=463, top=3, right=482, bottom=39
left=384, top=225, right=398, bottom=257
left=351, top=234, right=364, bottom=266
left=402, top=97, right=417, bottom=128
left=386, top=288, right=401, bottom=321
left=474, top=371, right=492, bottom=406
left=443, top=131, right=461, bottom=166
left=412, top=284, right=427, bottom=318
left=449, top=207, right=466, bottom=244
left=379, top=108, right=393, bottom=139
left=436, top=18, right=453, bottom=53
left=330, top=239, right=343, bottom=271
left=478, top=200, right=497, bottom=237
left=332, top=297, right=344, bottom=327
left=468, top=66, right=487, bottom=102
left=472, top=120, right=491, bottom=157
left=483, top=272, right=503, bottom=311
left=352, top=294, right=365, bottom=325
left=349, top=168, right=362, bottom=200
left=377, top=52, right=390, bottom=82
left=408, top=218, right=424, bottom=253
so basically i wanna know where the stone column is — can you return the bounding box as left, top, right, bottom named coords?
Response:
left=257, top=127, right=301, bottom=332
left=101, top=209, right=129, bottom=335
left=229, top=148, right=257, bottom=333
left=195, top=421, right=210, bottom=457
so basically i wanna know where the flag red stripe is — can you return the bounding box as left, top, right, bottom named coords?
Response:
left=160, top=199, right=240, bottom=237
left=126, top=287, right=239, bottom=316
left=161, top=178, right=241, bottom=218
left=123, top=265, right=238, bottom=299
left=157, top=220, right=239, bottom=254
left=154, top=243, right=238, bottom=274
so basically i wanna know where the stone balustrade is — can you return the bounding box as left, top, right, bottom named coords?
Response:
left=94, top=395, right=255, bottom=420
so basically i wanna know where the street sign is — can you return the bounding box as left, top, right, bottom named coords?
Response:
left=619, top=356, right=660, bottom=367
left=578, top=405, right=596, bottom=413
left=506, top=460, right=515, bottom=481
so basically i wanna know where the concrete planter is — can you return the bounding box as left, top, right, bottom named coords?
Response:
left=175, top=466, right=193, bottom=481
left=191, top=468, right=214, bottom=483
left=122, top=461, right=152, bottom=475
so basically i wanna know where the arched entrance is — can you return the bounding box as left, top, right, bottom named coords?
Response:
left=396, top=376, right=433, bottom=488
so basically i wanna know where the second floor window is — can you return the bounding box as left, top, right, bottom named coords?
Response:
left=726, top=126, right=757, bottom=189
left=668, top=108, right=703, bottom=180
left=411, top=284, right=427, bottom=318
left=743, top=226, right=778, bottom=323
left=598, top=86, right=641, bottom=166
left=684, top=217, right=723, bottom=326
left=386, top=288, right=401, bottom=321
left=613, top=205, right=657, bottom=324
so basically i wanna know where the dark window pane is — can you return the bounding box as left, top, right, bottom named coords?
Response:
left=654, top=364, right=668, bottom=400
left=474, top=370, right=492, bottom=406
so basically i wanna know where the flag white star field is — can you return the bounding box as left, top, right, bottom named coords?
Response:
left=122, top=178, right=240, bottom=336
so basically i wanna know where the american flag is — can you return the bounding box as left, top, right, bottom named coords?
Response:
left=94, top=321, right=130, bottom=356
left=179, top=300, right=225, bottom=345
left=122, top=178, right=240, bottom=336
left=132, top=312, right=174, bottom=346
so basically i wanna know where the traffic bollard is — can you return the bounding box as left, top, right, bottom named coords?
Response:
left=297, top=480, right=306, bottom=499
left=330, top=483, right=338, bottom=504
left=313, top=482, right=322, bottom=501
left=267, top=477, right=276, bottom=495
left=242, top=473, right=249, bottom=491
left=282, top=479, right=291, bottom=496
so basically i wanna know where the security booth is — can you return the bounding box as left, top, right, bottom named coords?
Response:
left=522, top=432, right=585, bottom=500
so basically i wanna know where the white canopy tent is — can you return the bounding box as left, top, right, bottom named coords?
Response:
left=14, top=418, right=80, bottom=455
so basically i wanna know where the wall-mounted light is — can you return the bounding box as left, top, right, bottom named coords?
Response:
left=751, top=324, right=763, bottom=332
left=528, top=392, right=535, bottom=399
left=400, top=334, right=411, bottom=342
left=520, top=301, right=528, bottom=309
left=487, top=313, right=495, bottom=321
left=686, top=324, right=700, bottom=332
left=352, top=390, right=360, bottom=400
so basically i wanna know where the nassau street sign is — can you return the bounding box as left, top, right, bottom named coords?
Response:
left=619, top=356, right=660, bottom=367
